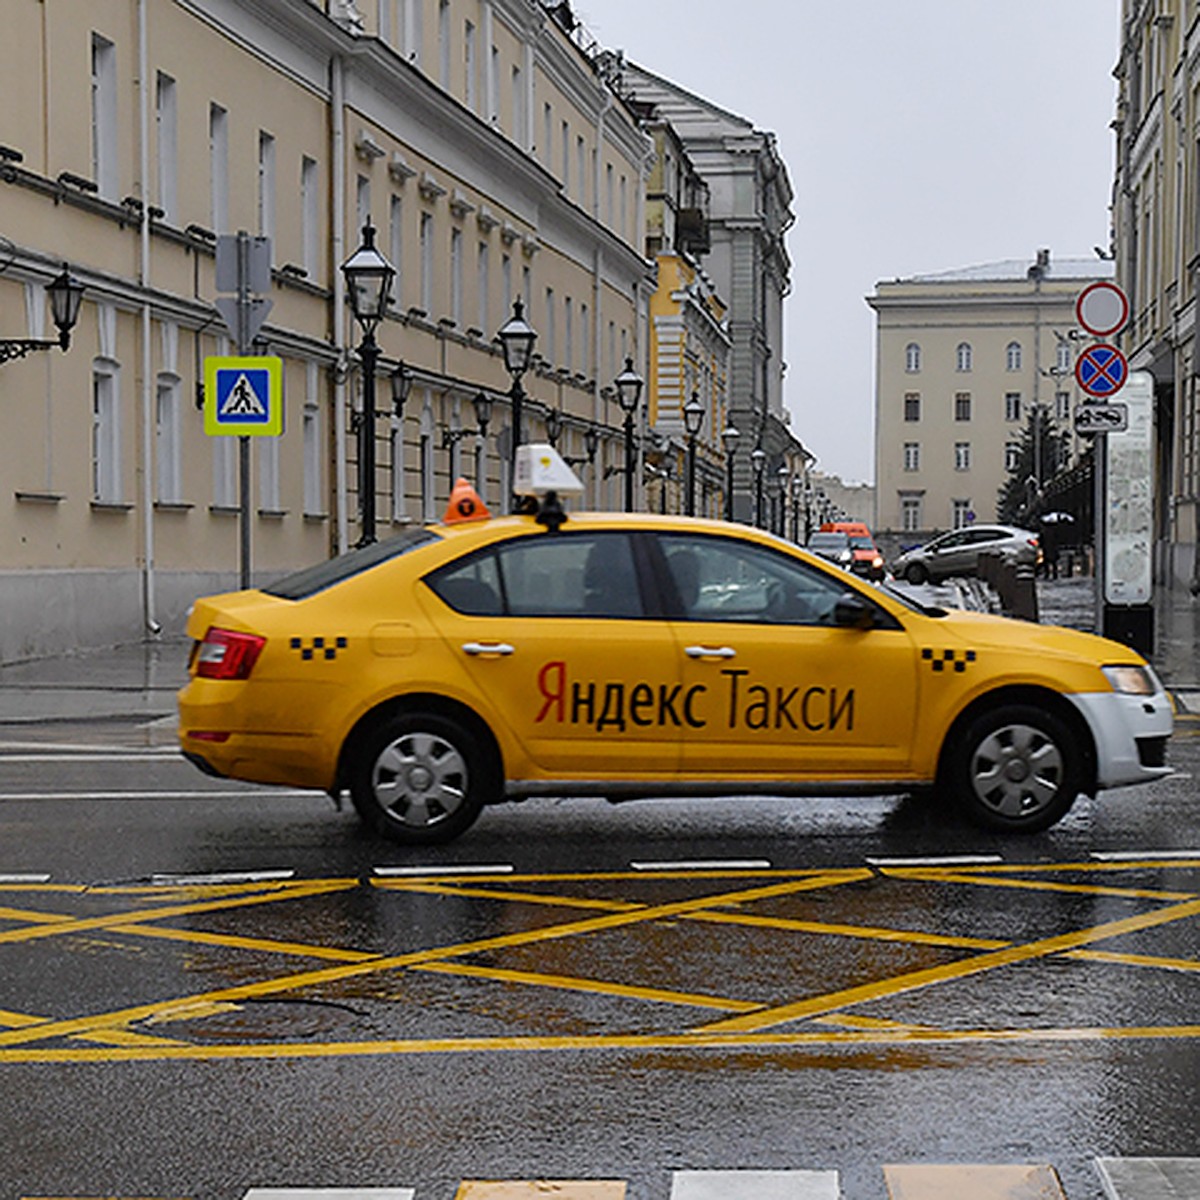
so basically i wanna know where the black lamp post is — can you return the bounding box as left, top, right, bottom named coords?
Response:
left=0, top=265, right=85, bottom=365
left=790, top=474, right=803, bottom=543
left=750, top=445, right=766, bottom=529
left=683, top=391, right=704, bottom=517
left=614, top=356, right=643, bottom=512
left=721, top=424, right=740, bottom=521
left=497, top=299, right=536, bottom=509
left=776, top=465, right=790, bottom=536
left=390, top=359, right=412, bottom=418
left=544, top=405, right=562, bottom=446
left=341, top=221, right=396, bottom=546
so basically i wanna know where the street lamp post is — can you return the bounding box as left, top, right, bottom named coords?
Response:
left=497, top=299, right=537, bottom=510
left=614, top=356, right=643, bottom=512
left=750, top=445, right=766, bottom=528
left=776, top=465, right=789, bottom=537
left=721, top=424, right=740, bottom=521
left=0, top=265, right=84, bottom=365
left=683, top=390, right=705, bottom=517
left=341, top=221, right=396, bottom=547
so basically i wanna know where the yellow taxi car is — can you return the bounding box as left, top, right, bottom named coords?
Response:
left=178, top=450, right=1173, bottom=845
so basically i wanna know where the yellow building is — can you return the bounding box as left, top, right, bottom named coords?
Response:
left=0, top=0, right=654, bottom=658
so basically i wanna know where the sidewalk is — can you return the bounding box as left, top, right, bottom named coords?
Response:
left=0, top=578, right=1194, bottom=730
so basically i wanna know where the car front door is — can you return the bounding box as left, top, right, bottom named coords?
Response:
left=422, top=530, right=682, bottom=778
left=653, top=532, right=920, bottom=779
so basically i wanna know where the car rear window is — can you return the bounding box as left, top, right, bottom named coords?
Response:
left=263, top=528, right=441, bottom=600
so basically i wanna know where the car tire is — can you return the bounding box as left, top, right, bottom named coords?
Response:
left=349, top=711, right=492, bottom=844
left=944, top=703, right=1081, bottom=833
left=904, top=562, right=928, bottom=585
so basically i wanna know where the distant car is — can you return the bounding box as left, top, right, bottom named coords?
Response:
left=805, top=530, right=854, bottom=569
left=894, top=524, right=1040, bottom=585
left=821, top=521, right=886, bottom=581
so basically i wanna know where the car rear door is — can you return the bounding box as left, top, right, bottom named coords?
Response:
left=423, top=530, right=682, bottom=778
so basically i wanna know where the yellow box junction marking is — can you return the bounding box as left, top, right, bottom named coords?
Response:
left=0, top=861, right=1197, bottom=1063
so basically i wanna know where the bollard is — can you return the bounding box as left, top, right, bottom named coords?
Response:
left=1011, top=563, right=1039, bottom=622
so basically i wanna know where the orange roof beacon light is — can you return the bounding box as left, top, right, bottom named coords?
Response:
left=442, top=478, right=491, bottom=525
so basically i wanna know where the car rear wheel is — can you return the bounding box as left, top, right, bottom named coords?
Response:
left=350, top=711, right=490, bottom=844
left=904, top=562, right=928, bottom=585
left=945, top=703, right=1081, bottom=832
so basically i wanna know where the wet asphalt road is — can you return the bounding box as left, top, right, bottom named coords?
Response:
left=1, top=732, right=1199, bottom=1200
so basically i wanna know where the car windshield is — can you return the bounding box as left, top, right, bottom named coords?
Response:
left=263, top=528, right=441, bottom=599
left=808, top=533, right=849, bottom=550
left=849, top=536, right=876, bottom=550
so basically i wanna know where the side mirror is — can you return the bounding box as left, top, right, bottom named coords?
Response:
left=833, top=592, right=875, bottom=630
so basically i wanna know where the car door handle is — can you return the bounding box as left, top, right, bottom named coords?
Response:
left=684, top=645, right=737, bottom=659
left=462, top=641, right=515, bottom=657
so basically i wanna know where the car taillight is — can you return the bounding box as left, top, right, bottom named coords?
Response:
left=195, top=628, right=265, bottom=680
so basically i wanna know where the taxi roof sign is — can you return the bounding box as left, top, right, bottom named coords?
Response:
left=513, top=443, right=584, bottom=496
left=442, top=477, right=491, bottom=524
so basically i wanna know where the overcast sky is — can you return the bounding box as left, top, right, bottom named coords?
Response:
left=578, top=0, right=1122, bottom=484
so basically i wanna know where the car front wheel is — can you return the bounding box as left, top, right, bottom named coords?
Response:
left=944, top=703, right=1082, bottom=832
left=350, top=711, right=491, bottom=844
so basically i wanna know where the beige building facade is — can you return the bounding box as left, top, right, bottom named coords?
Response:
left=1113, top=0, right=1200, bottom=585
left=869, top=253, right=1112, bottom=540
left=0, top=0, right=655, bottom=659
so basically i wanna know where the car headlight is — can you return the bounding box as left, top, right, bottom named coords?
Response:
left=1101, top=664, right=1158, bottom=696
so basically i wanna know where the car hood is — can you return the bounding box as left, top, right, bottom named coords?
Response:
left=931, top=607, right=1150, bottom=667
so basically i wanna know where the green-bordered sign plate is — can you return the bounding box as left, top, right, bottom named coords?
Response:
left=204, top=356, right=283, bottom=436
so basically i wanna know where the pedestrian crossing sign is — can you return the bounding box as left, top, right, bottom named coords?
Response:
left=204, top=356, right=283, bottom=436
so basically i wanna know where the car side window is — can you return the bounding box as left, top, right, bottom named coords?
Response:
left=498, top=532, right=645, bottom=619
left=424, top=551, right=504, bottom=615
left=657, top=533, right=853, bottom=626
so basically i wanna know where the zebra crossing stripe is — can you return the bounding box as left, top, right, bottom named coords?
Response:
left=453, top=1184, right=625, bottom=1198
left=883, top=1162, right=1065, bottom=1199
left=1096, top=1157, right=1200, bottom=1199
left=670, top=1169, right=839, bottom=1198
left=243, top=1192, right=415, bottom=1199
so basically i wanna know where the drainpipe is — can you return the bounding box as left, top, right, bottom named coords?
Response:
left=138, top=0, right=159, bottom=634
left=331, top=55, right=349, bottom=553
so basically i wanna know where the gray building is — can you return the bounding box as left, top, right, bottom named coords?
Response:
left=602, top=57, right=801, bottom=524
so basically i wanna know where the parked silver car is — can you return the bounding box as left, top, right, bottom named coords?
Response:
left=893, top=523, right=1040, bottom=584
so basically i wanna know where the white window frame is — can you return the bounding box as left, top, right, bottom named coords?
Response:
left=450, top=227, right=463, bottom=327
left=1006, top=341, right=1023, bottom=372
left=303, top=361, right=323, bottom=515
left=258, top=131, right=276, bottom=241
left=155, top=374, right=182, bottom=503
left=302, top=157, right=319, bottom=277
left=954, top=441, right=971, bottom=471
left=91, top=34, right=119, bottom=199
left=420, top=212, right=434, bottom=313
left=1005, top=392, right=1022, bottom=421
left=905, top=342, right=921, bottom=373
left=92, top=360, right=121, bottom=504
left=155, top=72, right=178, bottom=220
left=903, top=441, right=920, bottom=472
left=210, top=103, right=229, bottom=233
left=901, top=494, right=922, bottom=532
left=477, top=241, right=490, bottom=334
left=956, top=342, right=973, bottom=372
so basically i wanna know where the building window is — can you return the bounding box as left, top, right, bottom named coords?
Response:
left=901, top=494, right=922, bottom=532
left=438, top=0, right=451, bottom=89
left=905, top=342, right=921, bottom=373
left=257, top=132, right=276, bottom=241
left=577, top=135, right=587, bottom=201
left=956, top=342, right=973, bottom=372
left=91, top=34, right=118, bottom=199
left=209, top=103, right=229, bottom=233
left=580, top=301, right=589, bottom=377
left=419, top=212, right=433, bottom=313
left=464, top=21, right=477, bottom=111
left=903, top=392, right=920, bottom=422
left=155, top=375, right=181, bottom=503
left=903, top=442, right=920, bottom=472
left=302, top=157, right=319, bottom=277
left=388, top=194, right=403, bottom=306
left=258, top=437, right=280, bottom=512
left=564, top=297, right=573, bottom=372
left=356, top=174, right=371, bottom=236
left=92, top=362, right=121, bottom=503
left=952, top=499, right=972, bottom=529
left=954, top=441, right=971, bottom=471
left=954, top=392, right=971, bottom=421
left=155, top=73, right=177, bottom=220
left=561, top=121, right=570, bottom=192
left=1055, top=390, right=1070, bottom=420
left=477, top=241, right=490, bottom=334
left=544, top=287, right=556, bottom=364
left=303, top=362, right=323, bottom=515
left=1006, top=341, right=1023, bottom=371
left=512, top=65, right=526, bottom=146
left=1005, top=442, right=1021, bottom=471
left=450, top=227, right=463, bottom=326
left=1005, top=392, right=1022, bottom=421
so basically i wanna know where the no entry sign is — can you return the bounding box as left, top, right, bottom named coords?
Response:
left=1076, top=281, right=1129, bottom=337
left=1075, top=343, right=1129, bottom=398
